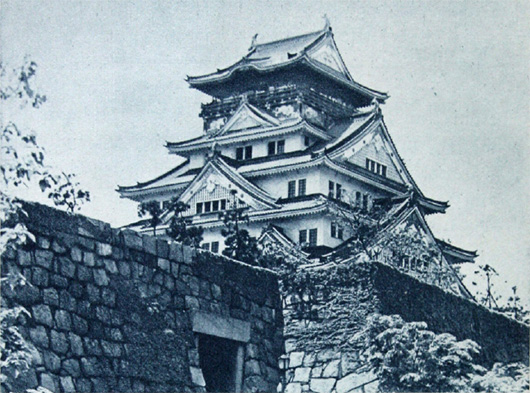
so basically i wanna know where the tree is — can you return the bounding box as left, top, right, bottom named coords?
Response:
left=1, top=59, right=87, bottom=392
left=358, top=314, right=529, bottom=392
left=138, top=200, right=163, bottom=236
left=471, top=362, right=529, bottom=392
left=166, top=199, right=203, bottom=247
left=471, top=264, right=500, bottom=309
left=219, top=190, right=259, bottom=264
left=358, top=314, right=485, bottom=392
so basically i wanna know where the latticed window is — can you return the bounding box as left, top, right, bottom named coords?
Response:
left=211, top=242, right=219, bottom=253
left=299, top=229, right=307, bottom=244
left=236, top=145, right=252, bottom=160
left=331, top=222, right=343, bottom=240
left=366, top=158, right=387, bottom=177
left=309, top=228, right=317, bottom=246
left=288, top=181, right=296, bottom=198
left=298, top=179, right=306, bottom=196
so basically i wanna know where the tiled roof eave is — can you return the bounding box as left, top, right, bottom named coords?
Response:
left=166, top=121, right=329, bottom=154
left=117, top=159, right=190, bottom=191
left=118, top=182, right=189, bottom=200
left=187, top=55, right=388, bottom=100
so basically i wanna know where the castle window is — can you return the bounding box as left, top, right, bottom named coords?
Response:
left=298, top=179, right=306, bottom=196
left=288, top=181, right=296, bottom=198
left=196, top=199, right=228, bottom=215
left=245, top=145, right=253, bottom=159
left=268, top=140, right=285, bottom=156
left=355, top=192, right=361, bottom=207
left=362, top=194, right=370, bottom=211
left=299, top=229, right=307, bottom=244
left=304, top=136, right=310, bottom=146
left=366, top=158, right=387, bottom=177
left=329, top=181, right=342, bottom=200
left=202, top=243, right=210, bottom=251
left=211, top=242, right=219, bottom=253
left=309, top=228, right=317, bottom=246
left=236, top=145, right=253, bottom=160
left=331, top=222, right=343, bottom=240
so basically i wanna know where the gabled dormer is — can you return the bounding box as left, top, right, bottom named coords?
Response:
left=177, top=156, right=279, bottom=217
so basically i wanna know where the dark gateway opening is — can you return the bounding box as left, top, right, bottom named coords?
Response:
left=198, top=333, right=241, bottom=392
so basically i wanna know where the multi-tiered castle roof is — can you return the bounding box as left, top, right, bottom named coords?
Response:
left=118, top=22, right=476, bottom=296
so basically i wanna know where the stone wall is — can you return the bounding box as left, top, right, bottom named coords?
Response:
left=281, top=261, right=529, bottom=393
left=1, top=202, right=283, bottom=392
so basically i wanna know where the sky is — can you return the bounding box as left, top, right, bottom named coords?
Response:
left=1, top=0, right=528, bottom=306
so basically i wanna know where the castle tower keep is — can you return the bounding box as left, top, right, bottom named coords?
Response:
left=117, top=22, right=476, bottom=297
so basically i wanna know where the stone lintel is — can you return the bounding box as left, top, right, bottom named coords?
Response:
left=191, top=311, right=250, bottom=343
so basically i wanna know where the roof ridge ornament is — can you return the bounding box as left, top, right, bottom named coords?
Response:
left=249, top=33, right=258, bottom=51
left=323, top=14, right=331, bottom=31
left=371, top=97, right=381, bottom=115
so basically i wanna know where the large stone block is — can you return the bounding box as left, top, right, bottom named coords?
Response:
left=55, top=310, right=72, bottom=331
left=68, top=333, right=84, bottom=356
left=32, top=305, right=53, bottom=327
left=17, top=250, right=33, bottom=266
left=190, top=366, right=206, bottom=386
left=81, top=357, right=101, bottom=376
left=59, top=290, right=77, bottom=312
left=293, top=367, right=311, bottom=382
left=336, top=371, right=377, bottom=393
left=77, top=265, right=92, bottom=282
left=285, top=382, right=302, bottom=393
left=60, top=376, right=76, bottom=393
left=93, top=269, right=109, bottom=286
left=62, top=358, right=81, bottom=377
left=35, top=250, right=54, bottom=269
left=32, top=267, right=49, bottom=286
left=118, top=260, right=131, bottom=277
left=83, top=251, right=96, bottom=266
left=52, top=240, right=67, bottom=254
left=43, top=288, right=59, bottom=306
left=157, top=257, right=170, bottom=272
left=101, top=340, right=122, bottom=357
left=29, top=325, right=49, bottom=348
left=71, top=247, right=82, bottom=262
left=310, top=378, right=336, bottom=393
left=72, top=314, right=89, bottom=335
left=50, top=330, right=69, bottom=354
left=104, top=259, right=118, bottom=274
left=322, top=359, right=341, bottom=378
left=43, top=351, right=61, bottom=372
left=83, top=337, right=102, bottom=356
left=289, top=351, right=305, bottom=368
left=96, top=242, right=113, bottom=256
left=40, top=373, right=58, bottom=392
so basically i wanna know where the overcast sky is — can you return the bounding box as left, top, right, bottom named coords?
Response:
left=1, top=0, right=528, bottom=305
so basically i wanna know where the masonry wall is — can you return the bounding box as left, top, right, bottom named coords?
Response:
left=281, top=262, right=529, bottom=393
left=1, top=202, right=283, bottom=393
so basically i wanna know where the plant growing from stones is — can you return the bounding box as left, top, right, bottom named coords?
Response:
left=138, top=200, right=163, bottom=236
left=166, top=199, right=203, bottom=247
